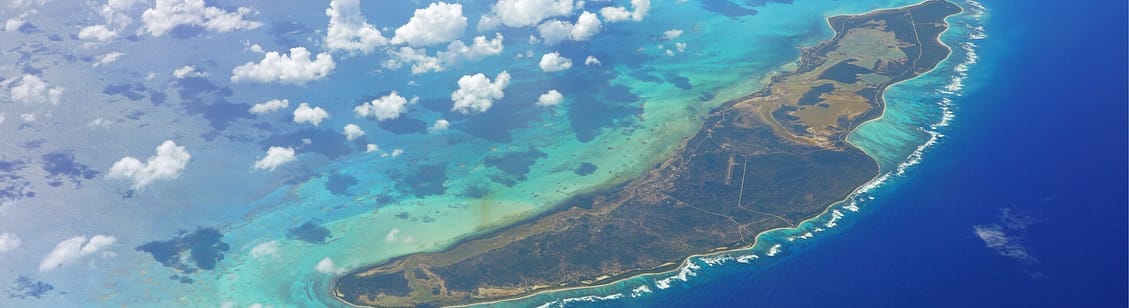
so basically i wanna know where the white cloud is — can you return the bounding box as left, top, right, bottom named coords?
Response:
left=173, top=65, right=208, bottom=79
left=491, top=0, right=576, bottom=28
left=382, top=148, right=404, bottom=158
left=600, top=0, right=650, bottom=22
left=451, top=71, right=510, bottom=114
left=392, top=2, right=467, bottom=47
left=88, top=118, right=113, bottom=128
left=429, top=119, right=449, bottom=133
left=252, top=146, right=296, bottom=171
left=0, top=232, right=20, bottom=253
left=437, top=33, right=505, bottom=66
left=250, top=240, right=279, bottom=259
left=476, top=13, right=501, bottom=31
left=539, top=52, right=572, bottom=72
left=4, top=17, right=26, bottom=33
left=343, top=124, right=365, bottom=140
left=249, top=99, right=289, bottom=114
left=325, top=0, right=388, bottom=53
left=973, top=225, right=1036, bottom=264
left=315, top=257, right=343, bottom=274
left=585, top=55, right=601, bottom=66
left=536, top=11, right=601, bottom=45
left=664, top=28, right=683, bottom=40
left=292, top=102, right=329, bottom=126
left=674, top=42, right=686, bottom=53
left=93, top=52, right=125, bottom=67
left=354, top=91, right=410, bottom=121
left=365, top=144, right=379, bottom=153
left=108, top=140, right=191, bottom=190
left=537, top=89, right=563, bottom=106
left=19, top=113, right=35, bottom=123
left=386, top=33, right=504, bottom=74
left=385, top=228, right=400, bottom=241
left=141, top=0, right=262, bottom=37
left=571, top=11, right=602, bottom=41
left=231, top=47, right=335, bottom=85
left=78, top=25, right=119, bottom=42
left=39, top=235, right=116, bottom=272
left=10, top=74, right=63, bottom=105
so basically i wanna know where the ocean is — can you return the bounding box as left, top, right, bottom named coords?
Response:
left=1, top=0, right=1124, bottom=307
left=575, top=1, right=1129, bottom=307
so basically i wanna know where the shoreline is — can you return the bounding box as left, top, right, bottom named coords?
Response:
left=330, top=1, right=965, bottom=306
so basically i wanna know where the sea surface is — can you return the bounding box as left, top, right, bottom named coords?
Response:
left=0, top=0, right=1124, bottom=307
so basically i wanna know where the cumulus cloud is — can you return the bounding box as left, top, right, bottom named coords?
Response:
left=292, top=102, right=329, bottom=126
left=173, top=65, right=208, bottom=79
left=94, top=52, right=125, bottom=67
left=249, top=99, right=289, bottom=114
left=365, top=144, right=379, bottom=153
left=250, top=240, right=279, bottom=259
left=537, top=11, right=601, bottom=45
left=392, top=2, right=467, bottom=47
left=231, top=47, right=335, bottom=85
left=429, top=119, right=449, bottom=133
left=39, top=235, right=116, bottom=272
left=490, top=0, right=576, bottom=28
left=108, top=140, right=190, bottom=189
left=0, top=232, right=20, bottom=253
left=386, top=33, right=504, bottom=74
left=451, top=71, right=510, bottom=114
left=354, top=91, right=412, bottom=121
left=343, top=123, right=365, bottom=140
left=664, top=28, right=683, bottom=40
left=325, top=0, right=388, bottom=53
left=600, top=0, right=650, bottom=22
left=4, top=18, right=25, bottom=33
left=252, top=146, right=296, bottom=171
left=585, top=55, right=601, bottom=66
left=10, top=74, right=63, bottom=105
left=974, top=209, right=1042, bottom=265
left=539, top=52, right=572, bottom=72
left=537, top=89, right=563, bottom=106
left=973, top=225, right=1035, bottom=264
left=78, top=25, right=119, bottom=42
left=141, top=0, right=261, bottom=37
left=315, top=257, right=344, bottom=274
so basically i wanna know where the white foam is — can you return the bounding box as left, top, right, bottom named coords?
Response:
left=825, top=209, right=845, bottom=228
left=736, top=254, right=759, bottom=263
left=560, top=293, right=625, bottom=305
left=655, top=261, right=701, bottom=289
left=701, top=255, right=735, bottom=266
left=630, top=285, right=653, bottom=297
left=765, top=244, right=783, bottom=257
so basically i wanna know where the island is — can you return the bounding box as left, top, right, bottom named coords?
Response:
left=334, top=1, right=962, bottom=306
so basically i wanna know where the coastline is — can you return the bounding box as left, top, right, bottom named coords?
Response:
left=331, top=1, right=965, bottom=306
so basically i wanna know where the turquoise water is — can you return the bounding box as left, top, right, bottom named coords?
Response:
left=0, top=0, right=996, bottom=307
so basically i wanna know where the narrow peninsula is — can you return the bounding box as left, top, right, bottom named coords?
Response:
left=334, top=1, right=962, bottom=306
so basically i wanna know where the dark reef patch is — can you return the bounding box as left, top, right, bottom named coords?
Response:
left=102, top=83, right=147, bottom=101
left=287, top=219, right=332, bottom=244
left=136, top=227, right=230, bottom=273
left=701, top=0, right=759, bottom=18
left=575, top=162, right=598, bottom=176
left=665, top=73, right=693, bottom=90
left=389, top=164, right=448, bottom=198
left=173, top=77, right=251, bottom=138
left=484, top=148, right=547, bottom=186
left=40, top=152, right=98, bottom=188
left=377, top=117, right=428, bottom=135
left=326, top=173, right=359, bottom=196
left=7, top=276, right=53, bottom=299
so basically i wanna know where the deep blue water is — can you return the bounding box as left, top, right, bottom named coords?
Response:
left=601, top=1, right=1128, bottom=307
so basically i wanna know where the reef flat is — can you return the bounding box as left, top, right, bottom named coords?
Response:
left=334, top=1, right=962, bottom=306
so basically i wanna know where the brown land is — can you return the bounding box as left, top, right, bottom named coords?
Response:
left=334, top=1, right=962, bottom=306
